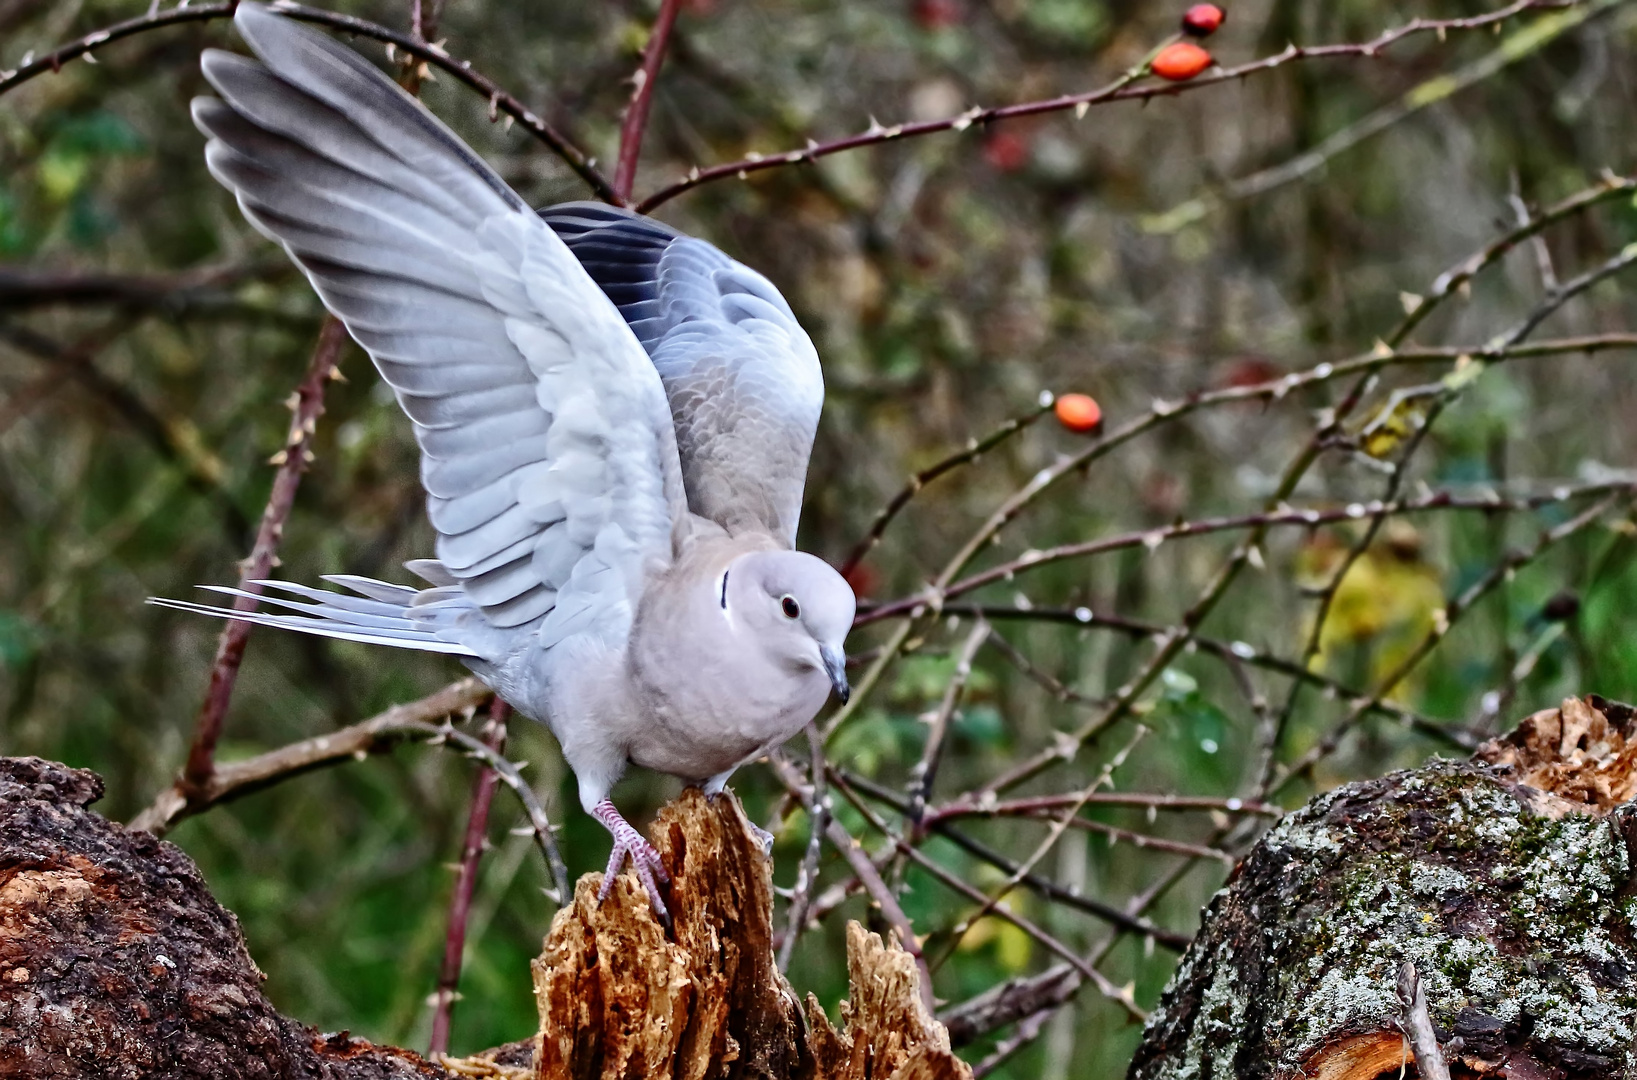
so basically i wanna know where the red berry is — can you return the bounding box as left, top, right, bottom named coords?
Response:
left=913, top=0, right=963, bottom=30
left=1054, top=393, right=1103, bottom=433
left=1151, top=41, right=1213, bottom=82
left=1181, top=4, right=1225, bottom=37
left=983, top=130, right=1030, bottom=172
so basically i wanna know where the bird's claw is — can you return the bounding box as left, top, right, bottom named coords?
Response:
left=591, top=798, right=671, bottom=922
left=748, top=821, right=775, bottom=856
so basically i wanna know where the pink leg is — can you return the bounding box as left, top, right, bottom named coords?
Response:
left=590, top=798, right=670, bottom=921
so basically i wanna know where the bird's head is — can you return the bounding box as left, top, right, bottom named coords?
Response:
left=724, top=550, right=854, bottom=703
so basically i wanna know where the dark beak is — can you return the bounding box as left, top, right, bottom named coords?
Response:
left=821, top=645, right=850, bottom=704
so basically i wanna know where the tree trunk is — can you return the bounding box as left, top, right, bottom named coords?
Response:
left=1129, top=695, right=1637, bottom=1080
left=0, top=757, right=962, bottom=1080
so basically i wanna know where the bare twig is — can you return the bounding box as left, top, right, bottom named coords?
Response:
left=762, top=749, right=930, bottom=1002
left=856, top=476, right=1634, bottom=626
left=1396, top=960, right=1453, bottom=1080
left=180, top=316, right=347, bottom=798
left=829, top=769, right=1145, bottom=1021
left=942, top=725, right=1148, bottom=958
left=927, top=791, right=1281, bottom=821
left=1147, top=0, right=1618, bottom=230
left=826, top=818, right=932, bottom=1010
left=907, top=619, right=990, bottom=828
left=410, top=0, right=443, bottom=44
left=129, top=677, right=492, bottom=834
left=843, top=770, right=1193, bottom=950
left=613, top=0, right=684, bottom=205
left=776, top=726, right=829, bottom=973
left=429, top=699, right=511, bottom=1057
left=635, top=0, right=1576, bottom=212
left=1271, top=492, right=1629, bottom=793
left=0, top=1, right=616, bottom=202
left=906, top=602, right=1474, bottom=752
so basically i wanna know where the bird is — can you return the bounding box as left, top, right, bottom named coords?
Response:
left=150, top=3, right=855, bottom=919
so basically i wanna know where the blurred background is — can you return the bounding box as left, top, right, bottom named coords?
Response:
left=3, top=0, right=1637, bottom=1075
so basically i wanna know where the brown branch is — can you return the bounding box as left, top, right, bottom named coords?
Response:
left=1015, top=811, right=1236, bottom=866
left=613, top=0, right=684, bottom=205
left=635, top=0, right=1575, bottom=212
left=129, top=676, right=492, bottom=834
left=428, top=699, right=510, bottom=1058
left=1394, top=173, right=1637, bottom=344
left=180, top=316, right=347, bottom=796
left=0, top=1, right=616, bottom=203
left=0, top=1, right=235, bottom=95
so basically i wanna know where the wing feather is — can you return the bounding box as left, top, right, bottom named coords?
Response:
left=539, top=202, right=823, bottom=547
left=195, top=4, right=685, bottom=639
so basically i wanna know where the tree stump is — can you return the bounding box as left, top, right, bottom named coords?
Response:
left=530, top=787, right=968, bottom=1080
left=0, top=756, right=963, bottom=1080
left=1129, top=695, right=1637, bottom=1080
left=0, top=754, right=458, bottom=1079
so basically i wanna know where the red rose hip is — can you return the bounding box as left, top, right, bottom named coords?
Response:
left=1181, top=3, right=1225, bottom=37
left=1151, top=41, right=1212, bottom=81
left=1054, top=393, right=1103, bottom=433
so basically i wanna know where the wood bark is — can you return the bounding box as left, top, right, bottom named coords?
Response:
left=0, top=757, right=963, bottom=1080
left=1129, top=695, right=1637, bottom=1080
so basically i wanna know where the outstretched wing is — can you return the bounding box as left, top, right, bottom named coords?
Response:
left=540, top=203, right=823, bottom=549
left=191, top=5, right=685, bottom=647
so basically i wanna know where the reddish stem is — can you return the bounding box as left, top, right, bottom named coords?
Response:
left=428, top=699, right=511, bottom=1057
left=182, top=316, right=347, bottom=795
left=613, top=0, right=684, bottom=205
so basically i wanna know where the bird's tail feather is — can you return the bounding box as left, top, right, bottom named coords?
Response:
left=147, top=576, right=481, bottom=657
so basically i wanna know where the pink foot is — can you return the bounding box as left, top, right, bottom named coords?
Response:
left=590, top=798, right=670, bottom=921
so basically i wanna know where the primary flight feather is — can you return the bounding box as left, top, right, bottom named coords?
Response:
left=152, top=3, right=854, bottom=917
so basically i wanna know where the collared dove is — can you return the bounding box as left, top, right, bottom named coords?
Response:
left=150, top=4, right=854, bottom=919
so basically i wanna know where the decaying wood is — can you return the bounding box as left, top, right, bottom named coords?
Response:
left=1129, top=695, right=1637, bottom=1080
left=0, top=755, right=463, bottom=1079
left=530, top=787, right=967, bottom=1080
left=0, top=757, right=963, bottom=1080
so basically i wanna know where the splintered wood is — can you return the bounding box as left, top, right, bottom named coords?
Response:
left=530, top=788, right=967, bottom=1080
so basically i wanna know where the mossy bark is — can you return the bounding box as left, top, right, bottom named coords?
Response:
left=1129, top=696, right=1637, bottom=1080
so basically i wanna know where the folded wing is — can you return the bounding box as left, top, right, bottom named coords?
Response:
left=193, top=4, right=684, bottom=648
left=541, top=203, right=823, bottom=548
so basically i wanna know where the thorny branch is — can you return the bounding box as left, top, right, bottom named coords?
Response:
left=130, top=677, right=492, bottom=833
left=179, top=316, right=347, bottom=799
left=428, top=699, right=511, bottom=1057
left=635, top=0, right=1578, bottom=211
left=613, top=0, right=684, bottom=205
left=0, top=1, right=615, bottom=202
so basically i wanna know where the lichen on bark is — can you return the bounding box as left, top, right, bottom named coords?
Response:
left=1130, top=696, right=1637, bottom=1080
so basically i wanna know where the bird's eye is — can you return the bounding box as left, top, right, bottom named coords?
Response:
left=781, top=595, right=801, bottom=619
